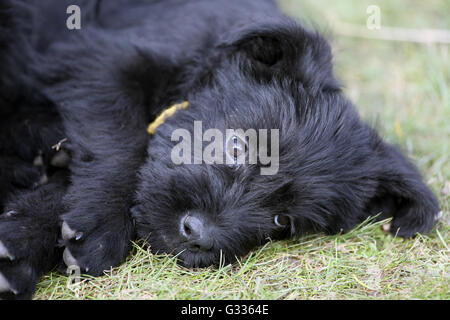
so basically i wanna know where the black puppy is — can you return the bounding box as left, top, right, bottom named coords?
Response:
left=0, top=0, right=440, bottom=299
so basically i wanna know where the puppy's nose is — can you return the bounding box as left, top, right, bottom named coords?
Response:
left=179, top=215, right=214, bottom=251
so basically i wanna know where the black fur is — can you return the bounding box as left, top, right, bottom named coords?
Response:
left=0, top=0, right=440, bottom=299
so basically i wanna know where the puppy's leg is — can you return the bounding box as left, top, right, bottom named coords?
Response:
left=58, top=133, right=147, bottom=276
left=55, top=84, right=149, bottom=276
left=0, top=173, right=67, bottom=300
left=0, top=156, right=41, bottom=210
left=367, top=140, right=440, bottom=238
left=37, top=32, right=168, bottom=276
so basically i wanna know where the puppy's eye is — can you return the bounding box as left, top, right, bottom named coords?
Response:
left=226, top=135, right=248, bottom=165
left=274, top=215, right=290, bottom=228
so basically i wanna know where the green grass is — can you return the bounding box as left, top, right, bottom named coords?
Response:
left=35, top=0, right=449, bottom=300
left=35, top=219, right=449, bottom=299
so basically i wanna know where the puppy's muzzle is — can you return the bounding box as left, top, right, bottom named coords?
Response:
left=179, top=214, right=214, bottom=252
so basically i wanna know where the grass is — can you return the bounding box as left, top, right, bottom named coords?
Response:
left=35, top=0, right=449, bottom=300
left=35, top=219, right=449, bottom=299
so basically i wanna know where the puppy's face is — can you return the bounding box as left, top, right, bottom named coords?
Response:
left=132, top=22, right=350, bottom=267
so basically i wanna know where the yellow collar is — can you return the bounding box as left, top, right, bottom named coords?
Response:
left=147, top=101, right=189, bottom=135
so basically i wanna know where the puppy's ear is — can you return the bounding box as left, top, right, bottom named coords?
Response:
left=220, top=21, right=340, bottom=91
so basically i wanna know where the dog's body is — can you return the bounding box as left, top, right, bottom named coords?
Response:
left=0, top=0, right=440, bottom=299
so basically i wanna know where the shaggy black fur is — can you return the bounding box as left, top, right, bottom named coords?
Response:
left=0, top=0, right=440, bottom=299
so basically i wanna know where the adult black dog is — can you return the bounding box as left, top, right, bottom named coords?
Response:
left=0, top=0, right=440, bottom=299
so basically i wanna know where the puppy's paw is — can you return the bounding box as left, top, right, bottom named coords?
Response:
left=390, top=202, right=440, bottom=238
left=0, top=215, right=39, bottom=300
left=60, top=211, right=133, bottom=276
left=0, top=257, right=37, bottom=300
